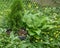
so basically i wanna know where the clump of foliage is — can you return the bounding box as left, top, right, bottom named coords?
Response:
left=22, top=7, right=60, bottom=48
left=0, top=29, right=31, bottom=48
left=7, top=0, right=24, bottom=31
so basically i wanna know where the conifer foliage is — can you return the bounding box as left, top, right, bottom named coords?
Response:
left=7, top=0, right=24, bottom=31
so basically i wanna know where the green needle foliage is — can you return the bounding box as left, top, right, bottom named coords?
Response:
left=7, top=0, right=24, bottom=31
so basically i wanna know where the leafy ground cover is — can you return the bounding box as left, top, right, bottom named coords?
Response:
left=0, top=0, right=60, bottom=48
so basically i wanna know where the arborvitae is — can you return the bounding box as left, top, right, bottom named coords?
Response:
left=7, top=0, right=24, bottom=31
